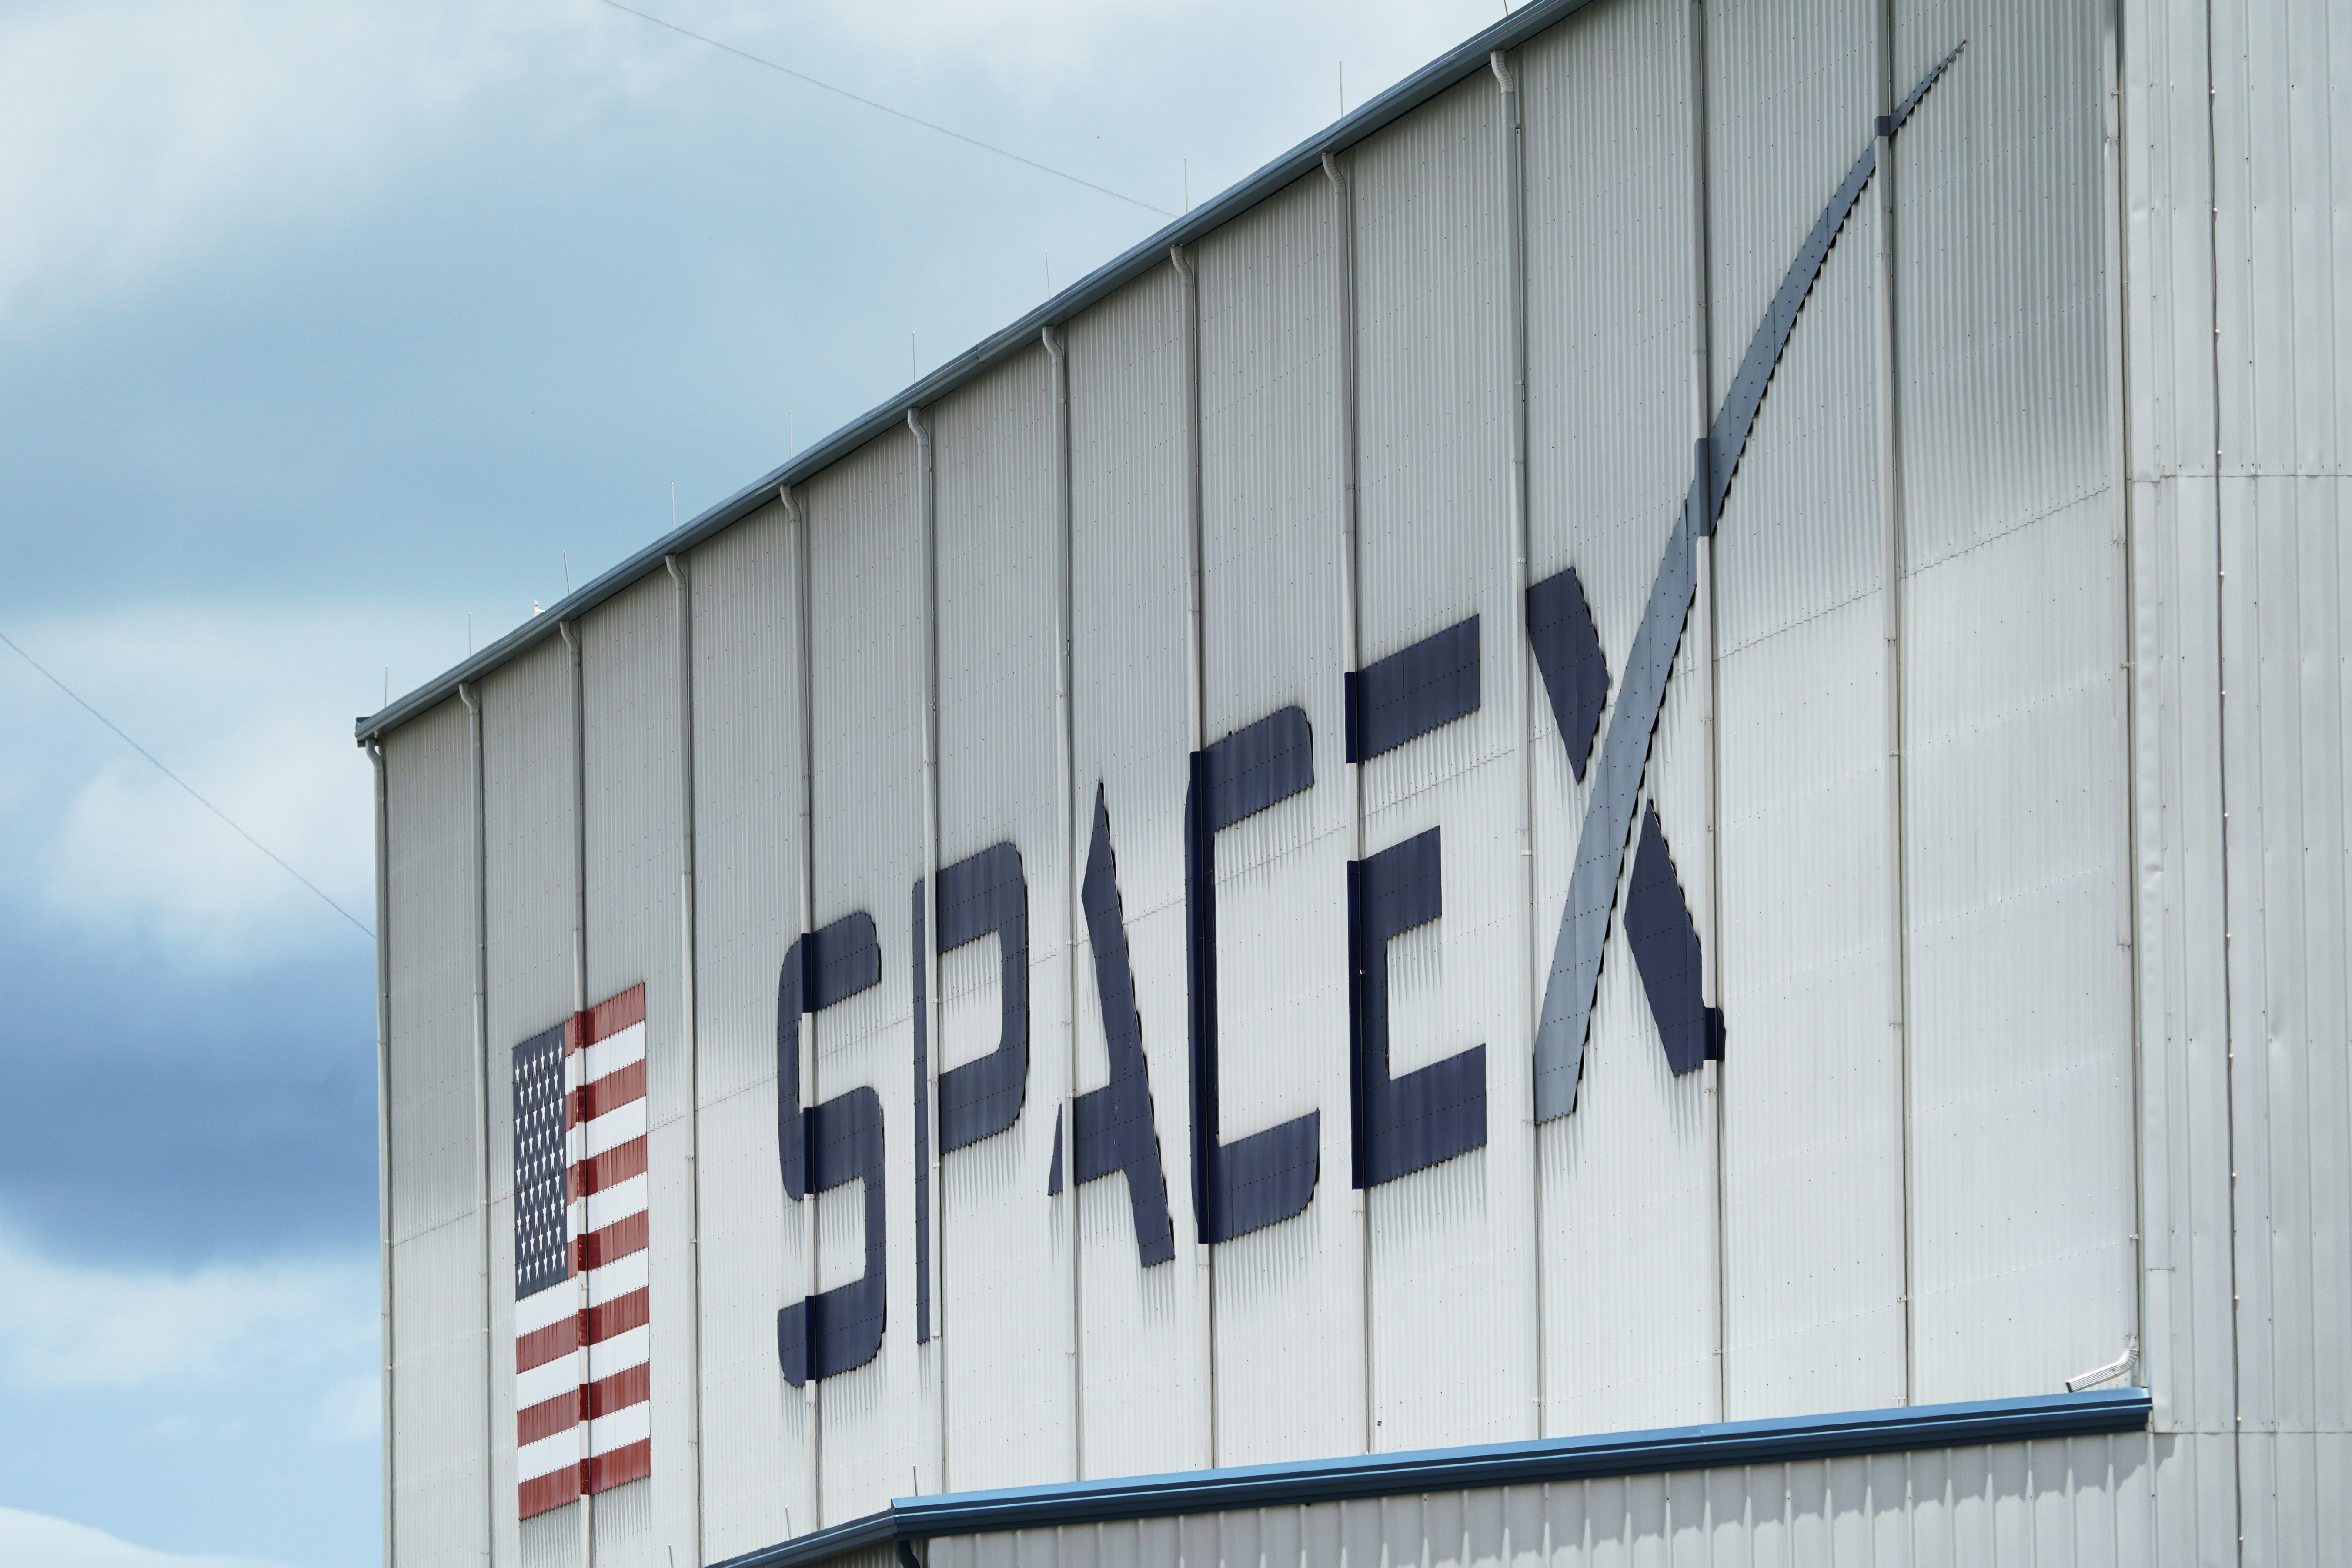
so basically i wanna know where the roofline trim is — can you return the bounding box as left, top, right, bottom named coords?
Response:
left=708, top=1388, right=2152, bottom=1568
left=355, top=0, right=1601, bottom=743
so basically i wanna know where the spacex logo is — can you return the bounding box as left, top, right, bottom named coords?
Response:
left=511, top=45, right=1968, bottom=1417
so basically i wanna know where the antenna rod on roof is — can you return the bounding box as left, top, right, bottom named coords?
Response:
left=562, top=551, right=572, bottom=595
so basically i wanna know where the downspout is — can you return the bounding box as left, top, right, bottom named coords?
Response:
left=1490, top=43, right=1540, bottom=1442
left=908, top=404, right=946, bottom=1494
left=662, top=552, right=707, bottom=1567
left=2096, top=0, right=2148, bottom=1410
left=1682, top=0, right=1727, bottom=1423
left=558, top=617, right=593, bottom=1565
left=368, top=739, right=396, bottom=1568
left=1871, top=0, right=1918, bottom=1408
left=1042, top=324, right=1084, bottom=1482
left=459, top=681, right=495, bottom=1567
left=1169, top=240, right=1216, bottom=1473
left=781, top=483, right=822, bottom=1530
left=1320, top=146, right=1373, bottom=1459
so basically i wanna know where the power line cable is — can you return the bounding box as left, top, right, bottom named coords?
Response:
left=0, top=627, right=374, bottom=940
left=592, top=0, right=1177, bottom=219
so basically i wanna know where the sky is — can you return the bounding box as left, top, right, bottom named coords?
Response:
left=0, top=0, right=1520, bottom=1563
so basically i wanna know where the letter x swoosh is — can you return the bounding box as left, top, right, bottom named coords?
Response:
left=1532, top=44, right=1964, bottom=1122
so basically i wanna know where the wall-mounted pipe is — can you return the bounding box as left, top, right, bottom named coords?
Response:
left=662, top=552, right=708, bottom=1568
left=1488, top=41, right=1544, bottom=1443
left=556, top=618, right=593, bottom=1565
left=458, top=681, right=495, bottom=1568
left=780, top=482, right=822, bottom=1531
left=907, top=405, right=947, bottom=1494
left=1042, top=324, right=1085, bottom=1482
left=1167, top=241, right=1215, bottom=1474
left=1319, top=145, right=1374, bottom=1459
left=1871, top=0, right=1918, bottom=1410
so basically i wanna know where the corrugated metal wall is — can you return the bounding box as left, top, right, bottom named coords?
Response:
left=384, top=695, right=491, bottom=1567
left=1893, top=0, right=2136, bottom=1410
left=1350, top=67, right=1535, bottom=1457
left=582, top=572, right=694, bottom=1566
left=925, top=1434, right=2160, bottom=1568
left=1066, top=264, right=1205, bottom=1482
left=933, top=345, right=1075, bottom=1491
left=805, top=429, right=927, bottom=1523
left=1706, top=0, right=1909, bottom=1425
left=483, top=635, right=580, bottom=1568
left=688, top=495, right=808, bottom=1562
left=367, top=0, right=2352, bottom=1559
left=1193, top=170, right=1359, bottom=1468
left=1521, top=0, right=1721, bottom=1438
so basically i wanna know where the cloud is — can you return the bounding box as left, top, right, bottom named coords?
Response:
left=0, top=1508, right=295, bottom=1568
left=0, top=1224, right=375, bottom=1398
left=0, top=0, right=677, bottom=331
left=1, top=602, right=454, bottom=972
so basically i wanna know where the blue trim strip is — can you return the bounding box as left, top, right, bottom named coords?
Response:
left=712, top=1389, right=2148, bottom=1567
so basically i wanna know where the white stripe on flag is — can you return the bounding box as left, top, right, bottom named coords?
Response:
left=572, top=1173, right=649, bottom=1236
left=515, top=1286, right=577, bottom=1337
left=517, top=1427, right=583, bottom=1484
left=592, top=1323, right=651, bottom=1377
left=588, top=1400, right=651, bottom=1457
left=517, top=1350, right=585, bottom=1412
left=568, top=1099, right=647, bottom=1163
left=586, top=1252, right=648, bottom=1307
left=577, top=1022, right=646, bottom=1088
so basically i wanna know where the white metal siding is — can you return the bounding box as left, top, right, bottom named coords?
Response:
left=582, top=570, right=695, bottom=1567
left=689, top=497, right=809, bottom=1560
left=2206, top=3, right=2352, bottom=1559
left=1195, top=171, right=1359, bottom=1466
left=1350, top=69, right=1535, bottom=1454
left=385, top=697, right=491, bottom=1567
left=1707, top=0, right=1906, bottom=1422
left=481, top=635, right=577, bottom=1568
left=1520, top=0, right=1721, bottom=1438
left=1892, top=0, right=2137, bottom=1412
left=806, top=429, right=927, bottom=1520
left=1067, top=265, right=1206, bottom=1481
left=2118, top=0, right=2240, bottom=1553
left=934, top=344, right=1075, bottom=1489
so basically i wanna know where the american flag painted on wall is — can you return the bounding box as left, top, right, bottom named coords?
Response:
left=512, top=985, right=652, bottom=1520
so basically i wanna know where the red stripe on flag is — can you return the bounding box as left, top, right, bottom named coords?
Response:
left=571, top=1209, right=649, bottom=1274
left=564, top=1011, right=588, bottom=1055
left=587, top=1287, right=651, bottom=1345
left=571, top=1059, right=646, bottom=1124
left=572, top=1135, right=648, bottom=1198
left=517, top=1387, right=583, bottom=1447
left=587, top=986, right=646, bottom=1045
left=520, top=1466, right=580, bottom=1520
left=588, top=1438, right=652, bottom=1495
left=516, top=1316, right=582, bottom=1374
left=586, top=1361, right=651, bottom=1420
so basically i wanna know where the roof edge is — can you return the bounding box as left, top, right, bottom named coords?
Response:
left=708, top=1388, right=2152, bottom=1568
left=355, top=0, right=1600, bottom=744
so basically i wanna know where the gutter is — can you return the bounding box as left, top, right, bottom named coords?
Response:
left=355, top=0, right=1603, bottom=746
left=711, top=1388, right=2151, bottom=1568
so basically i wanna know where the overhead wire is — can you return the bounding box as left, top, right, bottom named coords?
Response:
left=591, top=0, right=1178, bottom=219
left=0, top=627, right=374, bottom=940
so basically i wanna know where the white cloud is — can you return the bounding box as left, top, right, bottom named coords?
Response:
left=0, top=0, right=1506, bottom=332
left=0, top=0, right=675, bottom=330
left=0, top=1506, right=294, bottom=1568
left=2, top=602, right=451, bottom=972
left=0, top=1225, right=375, bottom=1398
